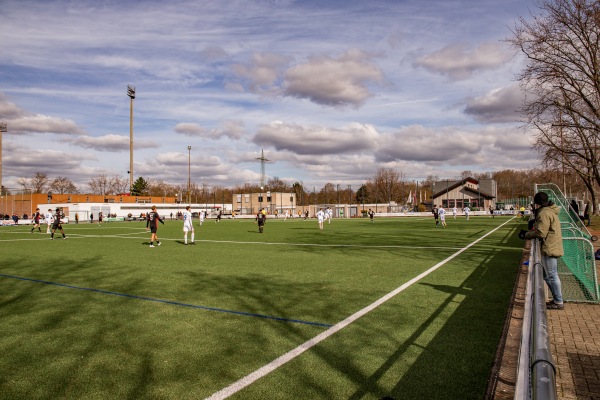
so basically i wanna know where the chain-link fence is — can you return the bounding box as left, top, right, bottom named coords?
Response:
left=536, top=183, right=599, bottom=303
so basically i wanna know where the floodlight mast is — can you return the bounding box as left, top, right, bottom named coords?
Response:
left=127, top=85, right=136, bottom=194
left=187, top=145, right=192, bottom=205
left=0, top=122, right=6, bottom=195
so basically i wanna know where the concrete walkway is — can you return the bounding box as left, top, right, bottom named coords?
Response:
left=489, top=226, right=600, bottom=400
left=548, top=301, right=600, bottom=399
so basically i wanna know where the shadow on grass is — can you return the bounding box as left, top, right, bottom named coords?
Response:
left=244, top=222, right=524, bottom=400
left=0, top=254, right=176, bottom=399
left=0, top=250, right=344, bottom=398
left=346, top=224, right=524, bottom=400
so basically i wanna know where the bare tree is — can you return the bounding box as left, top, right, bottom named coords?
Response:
left=88, top=174, right=111, bottom=195
left=16, top=177, right=32, bottom=192
left=266, top=177, right=291, bottom=192
left=460, top=171, right=474, bottom=180
left=49, top=177, right=78, bottom=194
left=509, top=0, right=600, bottom=211
left=109, top=175, right=130, bottom=194
left=16, top=172, right=49, bottom=193
left=371, top=168, right=405, bottom=203
left=318, top=183, right=337, bottom=204
left=146, top=180, right=178, bottom=197
left=30, top=172, right=49, bottom=193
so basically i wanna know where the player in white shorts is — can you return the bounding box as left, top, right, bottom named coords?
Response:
left=463, top=206, right=470, bottom=220
left=317, top=208, right=325, bottom=230
left=327, top=207, right=333, bottom=223
left=438, top=207, right=447, bottom=227
left=183, top=206, right=195, bottom=245
left=45, top=208, right=54, bottom=233
left=199, top=210, right=205, bottom=225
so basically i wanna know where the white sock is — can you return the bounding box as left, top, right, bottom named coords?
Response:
left=191, top=233, right=195, bottom=242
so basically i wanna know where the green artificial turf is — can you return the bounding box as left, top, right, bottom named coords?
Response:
left=0, top=215, right=525, bottom=399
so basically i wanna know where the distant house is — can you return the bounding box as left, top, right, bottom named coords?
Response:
left=232, top=191, right=297, bottom=215
left=431, top=177, right=496, bottom=210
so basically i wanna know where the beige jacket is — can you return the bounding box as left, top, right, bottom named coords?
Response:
left=524, top=203, right=564, bottom=257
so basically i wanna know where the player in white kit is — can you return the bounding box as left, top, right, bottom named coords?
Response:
left=438, top=207, right=447, bottom=227
left=45, top=208, right=54, bottom=233
left=183, top=206, right=195, bottom=245
left=317, top=208, right=325, bottom=230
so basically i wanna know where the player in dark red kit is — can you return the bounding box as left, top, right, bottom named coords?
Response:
left=146, top=205, right=164, bottom=248
left=31, top=208, right=42, bottom=233
left=51, top=208, right=66, bottom=240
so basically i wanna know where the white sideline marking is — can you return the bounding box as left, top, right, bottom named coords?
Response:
left=205, top=218, right=515, bottom=400
left=0, top=234, right=463, bottom=250
left=193, top=239, right=463, bottom=250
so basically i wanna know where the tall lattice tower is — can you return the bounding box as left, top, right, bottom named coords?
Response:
left=255, top=149, right=270, bottom=188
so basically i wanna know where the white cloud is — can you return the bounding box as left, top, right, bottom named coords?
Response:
left=231, top=52, right=292, bottom=95
left=375, top=125, right=532, bottom=167
left=175, top=121, right=246, bottom=140
left=283, top=49, right=384, bottom=107
left=253, top=121, right=379, bottom=155
left=0, top=96, right=84, bottom=135
left=415, top=42, right=511, bottom=80
left=66, top=134, right=160, bottom=152
left=463, top=84, right=524, bottom=123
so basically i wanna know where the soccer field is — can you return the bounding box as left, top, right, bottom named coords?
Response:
left=0, top=215, right=524, bottom=399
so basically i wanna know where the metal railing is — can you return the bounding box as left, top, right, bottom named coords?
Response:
left=515, top=239, right=557, bottom=400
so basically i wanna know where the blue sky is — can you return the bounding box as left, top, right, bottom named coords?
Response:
left=0, top=0, right=539, bottom=191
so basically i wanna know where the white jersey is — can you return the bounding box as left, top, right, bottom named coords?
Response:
left=45, top=212, right=54, bottom=224
left=199, top=211, right=205, bottom=222
left=463, top=207, right=470, bottom=214
left=183, top=210, right=194, bottom=231
left=438, top=208, right=446, bottom=219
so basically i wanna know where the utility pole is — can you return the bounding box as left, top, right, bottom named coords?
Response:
left=255, top=149, right=270, bottom=189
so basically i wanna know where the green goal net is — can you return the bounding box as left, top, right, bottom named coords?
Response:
left=536, top=183, right=599, bottom=303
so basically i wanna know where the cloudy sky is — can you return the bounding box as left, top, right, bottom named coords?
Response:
left=0, top=0, right=539, bottom=191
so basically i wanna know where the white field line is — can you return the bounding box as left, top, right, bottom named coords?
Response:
left=0, top=234, right=464, bottom=250
left=0, top=231, right=462, bottom=250
left=0, top=231, right=149, bottom=242
left=205, top=217, right=515, bottom=400
left=191, top=239, right=463, bottom=250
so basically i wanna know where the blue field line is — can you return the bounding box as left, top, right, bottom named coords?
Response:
left=0, top=273, right=333, bottom=328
